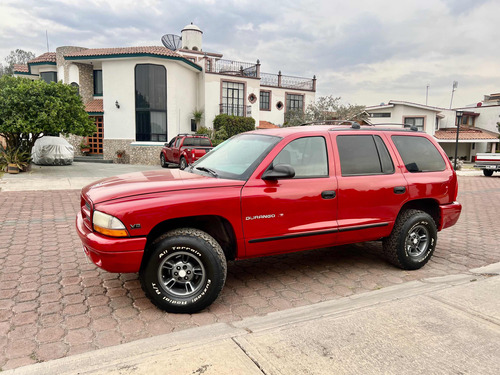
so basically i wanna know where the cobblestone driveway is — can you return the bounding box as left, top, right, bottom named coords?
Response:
left=0, top=176, right=499, bottom=370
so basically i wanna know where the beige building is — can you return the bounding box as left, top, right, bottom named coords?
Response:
left=14, top=23, right=316, bottom=164
left=366, top=100, right=499, bottom=162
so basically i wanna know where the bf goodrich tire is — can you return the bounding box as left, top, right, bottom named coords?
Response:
left=382, top=209, right=437, bottom=270
left=483, top=169, right=494, bottom=177
left=179, top=157, right=187, bottom=170
left=140, top=228, right=227, bottom=313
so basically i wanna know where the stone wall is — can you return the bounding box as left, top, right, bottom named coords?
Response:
left=77, top=63, right=94, bottom=104
left=103, top=140, right=162, bottom=165
left=65, top=134, right=86, bottom=156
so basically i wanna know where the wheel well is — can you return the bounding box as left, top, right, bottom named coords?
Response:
left=144, top=215, right=237, bottom=262
left=399, top=199, right=440, bottom=228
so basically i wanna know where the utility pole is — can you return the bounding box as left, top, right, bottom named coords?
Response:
left=425, top=84, right=430, bottom=106
left=449, top=81, right=458, bottom=109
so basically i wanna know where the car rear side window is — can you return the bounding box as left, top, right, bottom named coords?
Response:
left=337, top=135, right=395, bottom=176
left=392, top=135, right=446, bottom=173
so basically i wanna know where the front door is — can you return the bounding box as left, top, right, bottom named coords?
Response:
left=87, top=116, right=103, bottom=155
left=241, top=135, right=338, bottom=257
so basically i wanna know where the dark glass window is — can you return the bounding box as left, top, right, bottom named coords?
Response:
left=260, top=91, right=270, bottom=110
left=93, top=70, right=103, bottom=96
left=222, top=81, right=244, bottom=116
left=392, top=136, right=446, bottom=173
left=370, top=112, right=391, bottom=118
left=337, top=135, right=395, bottom=176
left=286, top=94, right=304, bottom=112
left=135, top=64, right=167, bottom=142
left=273, top=137, right=328, bottom=178
left=70, top=82, right=79, bottom=96
left=404, top=117, right=424, bottom=131
left=40, top=72, right=57, bottom=83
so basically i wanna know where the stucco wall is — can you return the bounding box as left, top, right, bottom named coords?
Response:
left=259, top=87, right=315, bottom=126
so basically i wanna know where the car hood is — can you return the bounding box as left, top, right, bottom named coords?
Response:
left=82, top=169, right=245, bottom=204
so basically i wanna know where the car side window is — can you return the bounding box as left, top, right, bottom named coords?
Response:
left=337, top=135, right=395, bottom=176
left=167, top=137, right=176, bottom=147
left=174, top=138, right=181, bottom=148
left=273, top=136, right=328, bottom=178
left=392, top=135, right=446, bottom=172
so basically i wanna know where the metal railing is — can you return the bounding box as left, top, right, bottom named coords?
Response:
left=261, top=72, right=315, bottom=91
left=219, top=104, right=252, bottom=117
left=209, top=59, right=258, bottom=77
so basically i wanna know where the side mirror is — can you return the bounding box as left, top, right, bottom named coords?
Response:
left=164, top=142, right=169, bottom=147
left=262, top=164, right=295, bottom=180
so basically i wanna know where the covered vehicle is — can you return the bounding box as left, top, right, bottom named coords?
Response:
left=32, top=136, right=74, bottom=165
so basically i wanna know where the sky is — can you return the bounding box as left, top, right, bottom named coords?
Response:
left=0, top=0, right=499, bottom=109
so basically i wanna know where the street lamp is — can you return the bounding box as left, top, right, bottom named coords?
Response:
left=454, top=110, right=464, bottom=170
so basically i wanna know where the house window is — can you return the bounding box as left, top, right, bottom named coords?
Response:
left=222, top=81, right=245, bottom=116
left=462, top=115, right=475, bottom=126
left=93, top=70, right=103, bottom=96
left=404, top=117, right=424, bottom=131
left=40, top=72, right=57, bottom=83
left=260, top=91, right=270, bottom=111
left=435, top=117, right=439, bottom=130
left=71, top=82, right=79, bottom=96
left=370, top=112, right=391, bottom=118
left=135, top=64, right=167, bottom=142
left=286, top=93, right=304, bottom=112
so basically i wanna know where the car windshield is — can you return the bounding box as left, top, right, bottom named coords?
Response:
left=190, top=133, right=281, bottom=180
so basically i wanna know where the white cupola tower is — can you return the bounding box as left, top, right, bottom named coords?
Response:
left=181, top=23, right=203, bottom=51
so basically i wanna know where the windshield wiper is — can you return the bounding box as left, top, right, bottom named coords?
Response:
left=195, top=166, right=218, bottom=177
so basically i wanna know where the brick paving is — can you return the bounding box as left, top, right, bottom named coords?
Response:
left=0, top=176, right=499, bottom=370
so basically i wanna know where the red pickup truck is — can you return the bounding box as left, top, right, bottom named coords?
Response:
left=160, top=134, right=213, bottom=169
left=76, top=124, right=461, bottom=313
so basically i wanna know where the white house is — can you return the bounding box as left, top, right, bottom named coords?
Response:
left=366, top=100, right=499, bottom=162
left=14, top=23, right=316, bottom=164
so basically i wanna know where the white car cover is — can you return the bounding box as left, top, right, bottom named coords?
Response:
left=32, top=136, right=74, bottom=165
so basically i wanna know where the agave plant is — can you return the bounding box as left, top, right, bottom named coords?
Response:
left=0, top=145, right=31, bottom=171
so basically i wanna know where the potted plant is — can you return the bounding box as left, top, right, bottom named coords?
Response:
left=192, top=108, right=204, bottom=130
left=115, top=149, right=126, bottom=163
left=80, top=141, right=90, bottom=155
left=0, top=146, right=30, bottom=174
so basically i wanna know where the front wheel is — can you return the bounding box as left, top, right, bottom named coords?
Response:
left=382, top=209, right=437, bottom=270
left=140, top=228, right=227, bottom=313
left=179, top=157, right=188, bottom=170
left=483, top=169, right=494, bottom=177
left=160, top=153, right=168, bottom=168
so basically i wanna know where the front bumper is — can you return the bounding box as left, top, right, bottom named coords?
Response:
left=76, top=212, right=146, bottom=273
left=439, top=201, right=462, bottom=231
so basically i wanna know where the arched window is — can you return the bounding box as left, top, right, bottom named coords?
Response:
left=135, top=64, right=167, bottom=142
left=70, top=82, right=79, bottom=96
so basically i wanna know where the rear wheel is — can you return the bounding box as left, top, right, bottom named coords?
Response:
left=382, top=209, right=437, bottom=270
left=483, top=169, right=494, bottom=177
left=140, top=228, right=227, bottom=313
left=160, top=153, right=168, bottom=168
left=179, top=156, right=188, bottom=170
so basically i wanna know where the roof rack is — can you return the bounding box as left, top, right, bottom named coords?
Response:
left=300, top=120, right=366, bottom=127
left=176, top=133, right=209, bottom=137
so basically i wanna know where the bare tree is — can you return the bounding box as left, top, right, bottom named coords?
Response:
left=1, top=49, right=35, bottom=76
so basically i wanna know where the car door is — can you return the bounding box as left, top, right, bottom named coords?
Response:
left=330, top=132, right=409, bottom=244
left=241, top=135, right=338, bottom=257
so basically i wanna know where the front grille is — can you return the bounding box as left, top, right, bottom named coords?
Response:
left=81, top=196, right=93, bottom=230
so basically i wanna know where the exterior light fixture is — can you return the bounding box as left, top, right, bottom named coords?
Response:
left=453, top=110, right=464, bottom=170
left=115, top=100, right=120, bottom=109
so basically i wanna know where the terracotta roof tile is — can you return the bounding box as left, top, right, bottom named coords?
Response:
left=29, top=52, right=56, bottom=64
left=434, top=127, right=499, bottom=140
left=85, top=99, right=103, bottom=113
left=65, top=46, right=182, bottom=58
left=14, top=64, right=29, bottom=73
left=258, top=121, right=279, bottom=129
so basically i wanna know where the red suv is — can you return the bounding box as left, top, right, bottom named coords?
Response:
left=76, top=125, right=461, bottom=313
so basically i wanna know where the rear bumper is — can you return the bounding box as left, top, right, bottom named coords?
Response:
left=76, top=213, right=146, bottom=273
left=439, top=201, right=462, bottom=231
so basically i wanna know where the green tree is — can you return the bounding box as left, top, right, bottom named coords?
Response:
left=2, top=49, right=35, bottom=76
left=0, top=76, right=96, bottom=152
left=283, top=95, right=367, bottom=127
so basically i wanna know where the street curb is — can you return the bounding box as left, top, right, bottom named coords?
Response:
left=5, top=263, right=500, bottom=375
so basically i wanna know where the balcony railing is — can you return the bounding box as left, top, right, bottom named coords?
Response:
left=219, top=104, right=252, bottom=117
left=261, top=72, right=316, bottom=91
left=208, top=59, right=258, bottom=77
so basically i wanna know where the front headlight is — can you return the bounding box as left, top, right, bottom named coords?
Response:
left=93, top=210, right=129, bottom=237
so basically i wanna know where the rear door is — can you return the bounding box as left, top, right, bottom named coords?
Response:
left=330, top=132, right=408, bottom=244
left=241, top=134, right=338, bottom=257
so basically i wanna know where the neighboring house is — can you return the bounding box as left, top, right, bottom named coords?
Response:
left=14, top=23, right=316, bottom=164
left=366, top=100, right=499, bottom=162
